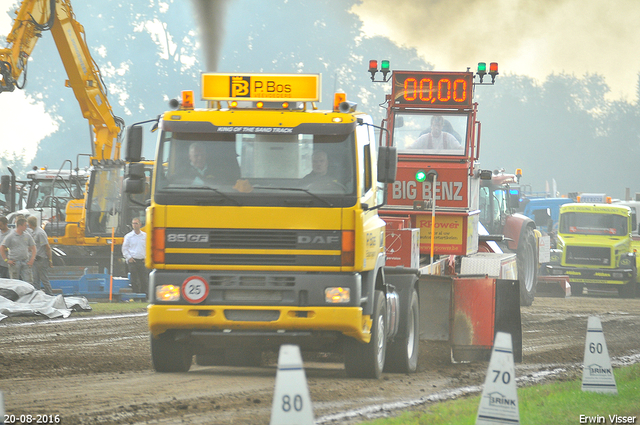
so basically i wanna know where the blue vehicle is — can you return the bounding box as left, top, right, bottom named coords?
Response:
left=520, top=197, right=573, bottom=238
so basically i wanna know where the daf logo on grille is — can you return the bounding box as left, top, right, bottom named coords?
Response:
left=297, top=235, right=340, bottom=244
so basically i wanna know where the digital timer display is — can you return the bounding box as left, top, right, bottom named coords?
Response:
left=392, top=71, right=473, bottom=107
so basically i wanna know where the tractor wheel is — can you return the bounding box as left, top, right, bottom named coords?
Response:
left=344, top=290, right=387, bottom=379
left=517, top=226, right=538, bottom=306
left=150, top=332, right=192, bottom=373
left=384, top=288, right=419, bottom=373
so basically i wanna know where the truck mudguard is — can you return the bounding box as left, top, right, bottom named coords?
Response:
left=361, top=253, right=386, bottom=316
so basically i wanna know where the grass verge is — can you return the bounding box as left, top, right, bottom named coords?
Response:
left=363, top=363, right=640, bottom=425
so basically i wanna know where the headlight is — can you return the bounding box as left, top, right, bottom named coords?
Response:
left=325, top=287, right=350, bottom=303
left=156, top=284, right=180, bottom=302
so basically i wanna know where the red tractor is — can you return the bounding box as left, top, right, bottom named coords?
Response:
left=479, top=169, right=538, bottom=305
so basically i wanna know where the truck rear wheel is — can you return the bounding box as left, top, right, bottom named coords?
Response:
left=344, top=290, right=386, bottom=379
left=518, top=227, right=538, bottom=306
left=384, top=288, right=419, bottom=373
left=151, top=332, right=192, bottom=373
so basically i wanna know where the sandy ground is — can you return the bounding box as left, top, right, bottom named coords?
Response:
left=1, top=294, right=639, bottom=424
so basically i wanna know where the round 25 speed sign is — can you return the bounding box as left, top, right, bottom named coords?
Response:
left=181, top=276, right=209, bottom=303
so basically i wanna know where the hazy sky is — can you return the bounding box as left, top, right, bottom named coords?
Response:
left=1, top=0, right=639, bottom=164
left=351, top=0, right=640, bottom=102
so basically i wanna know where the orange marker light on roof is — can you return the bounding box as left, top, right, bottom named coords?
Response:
left=181, top=90, right=194, bottom=109
left=333, top=92, right=346, bottom=112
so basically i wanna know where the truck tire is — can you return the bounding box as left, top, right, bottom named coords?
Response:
left=518, top=226, right=538, bottom=306
left=344, top=290, right=386, bottom=379
left=150, top=332, right=192, bottom=373
left=384, top=288, right=419, bottom=373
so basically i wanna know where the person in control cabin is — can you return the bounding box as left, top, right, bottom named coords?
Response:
left=180, top=141, right=242, bottom=186
left=301, top=150, right=347, bottom=191
left=408, top=115, right=463, bottom=151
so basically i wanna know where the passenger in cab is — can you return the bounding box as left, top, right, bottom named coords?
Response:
left=408, top=115, right=463, bottom=151
left=302, top=150, right=346, bottom=191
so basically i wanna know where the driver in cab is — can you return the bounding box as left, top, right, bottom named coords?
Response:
left=407, top=115, right=463, bottom=151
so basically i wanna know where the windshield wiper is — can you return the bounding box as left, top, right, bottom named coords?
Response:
left=178, top=186, right=242, bottom=206
left=252, top=186, right=333, bottom=207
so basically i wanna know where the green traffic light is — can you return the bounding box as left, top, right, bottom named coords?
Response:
left=416, top=170, right=427, bottom=182
left=381, top=60, right=390, bottom=70
left=478, top=62, right=487, bottom=73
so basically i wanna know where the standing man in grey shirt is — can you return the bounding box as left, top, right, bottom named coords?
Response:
left=0, top=216, right=11, bottom=279
left=27, top=216, right=53, bottom=295
left=0, top=217, right=36, bottom=285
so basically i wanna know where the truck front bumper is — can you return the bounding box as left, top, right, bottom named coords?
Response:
left=544, top=265, right=634, bottom=284
left=147, top=269, right=371, bottom=343
left=148, top=304, right=370, bottom=343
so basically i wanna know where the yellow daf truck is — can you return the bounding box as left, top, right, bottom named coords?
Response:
left=125, top=71, right=522, bottom=378
left=546, top=201, right=639, bottom=298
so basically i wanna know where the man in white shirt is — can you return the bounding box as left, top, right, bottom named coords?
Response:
left=121, top=218, right=148, bottom=295
left=409, top=115, right=463, bottom=151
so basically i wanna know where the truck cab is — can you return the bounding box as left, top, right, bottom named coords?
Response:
left=126, top=74, right=402, bottom=378
left=546, top=202, right=638, bottom=298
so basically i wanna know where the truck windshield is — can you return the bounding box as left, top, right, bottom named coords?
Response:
left=393, top=112, right=468, bottom=156
left=559, top=212, right=628, bottom=236
left=154, top=130, right=357, bottom=207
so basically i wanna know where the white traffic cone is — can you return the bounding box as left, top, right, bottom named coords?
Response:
left=270, top=344, right=314, bottom=425
left=476, top=332, right=520, bottom=425
left=581, top=316, right=617, bottom=394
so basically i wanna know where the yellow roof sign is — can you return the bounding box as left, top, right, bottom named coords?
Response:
left=201, top=73, right=321, bottom=102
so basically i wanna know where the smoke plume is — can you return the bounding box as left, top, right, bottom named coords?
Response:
left=191, top=0, right=231, bottom=72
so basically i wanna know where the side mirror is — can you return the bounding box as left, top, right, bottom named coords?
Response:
left=377, top=146, right=397, bottom=184
left=125, top=126, right=143, bottom=162
left=394, top=116, right=404, bottom=128
left=124, top=163, right=145, bottom=194
left=0, top=175, right=10, bottom=195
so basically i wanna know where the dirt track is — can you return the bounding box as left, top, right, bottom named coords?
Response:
left=1, top=294, right=640, bottom=424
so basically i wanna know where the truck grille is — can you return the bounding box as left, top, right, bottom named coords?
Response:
left=565, top=246, right=611, bottom=266
left=164, top=228, right=342, bottom=267
left=209, top=229, right=297, bottom=249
